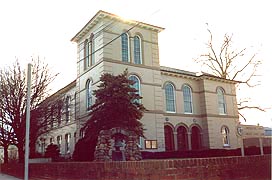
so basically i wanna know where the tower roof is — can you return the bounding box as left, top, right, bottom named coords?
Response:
left=71, top=10, right=164, bottom=43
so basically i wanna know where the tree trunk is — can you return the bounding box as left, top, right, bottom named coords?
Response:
left=17, top=143, right=24, bottom=163
left=3, top=145, right=9, bottom=164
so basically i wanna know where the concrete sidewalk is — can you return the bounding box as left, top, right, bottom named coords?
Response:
left=0, top=173, right=22, bottom=180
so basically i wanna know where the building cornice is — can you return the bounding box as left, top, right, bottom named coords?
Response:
left=44, top=80, right=76, bottom=103
left=145, top=110, right=239, bottom=119
left=160, top=66, right=238, bottom=84
left=71, top=10, right=165, bottom=43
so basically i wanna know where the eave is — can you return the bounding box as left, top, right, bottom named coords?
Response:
left=160, top=66, right=239, bottom=84
left=71, top=10, right=165, bottom=43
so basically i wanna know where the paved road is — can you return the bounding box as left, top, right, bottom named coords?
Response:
left=0, top=173, right=21, bottom=180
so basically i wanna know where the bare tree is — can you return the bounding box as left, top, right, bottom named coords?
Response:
left=0, top=58, right=63, bottom=163
left=0, top=109, right=15, bottom=163
left=195, top=28, right=264, bottom=121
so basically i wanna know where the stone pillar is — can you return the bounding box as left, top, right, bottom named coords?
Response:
left=173, top=132, right=178, bottom=151
left=241, top=138, right=245, bottom=157
left=187, top=132, right=192, bottom=150
left=259, top=138, right=264, bottom=155
left=125, top=135, right=142, bottom=161
left=94, top=130, right=113, bottom=162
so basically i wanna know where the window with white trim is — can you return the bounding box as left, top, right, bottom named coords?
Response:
left=121, top=33, right=130, bottom=62
left=221, top=126, right=230, bottom=147
left=128, top=75, right=141, bottom=103
left=134, top=36, right=142, bottom=64
left=65, top=133, right=71, bottom=153
left=86, top=80, right=92, bottom=110
left=41, top=139, right=46, bottom=154
left=80, top=128, right=85, bottom=138
left=50, top=137, right=54, bottom=144
left=84, top=39, right=90, bottom=69
left=57, top=135, right=62, bottom=148
left=183, top=85, right=193, bottom=113
left=217, top=87, right=226, bottom=114
left=165, top=83, right=176, bottom=112
left=65, top=96, right=71, bottom=123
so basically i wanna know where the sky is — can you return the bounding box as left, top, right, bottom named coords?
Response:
left=0, top=0, right=271, bottom=127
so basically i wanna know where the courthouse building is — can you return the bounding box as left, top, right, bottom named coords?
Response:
left=36, top=10, right=241, bottom=157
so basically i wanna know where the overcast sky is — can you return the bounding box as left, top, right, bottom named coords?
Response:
left=0, top=0, right=271, bottom=127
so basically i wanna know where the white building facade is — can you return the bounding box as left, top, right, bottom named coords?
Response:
left=37, top=11, right=241, bottom=157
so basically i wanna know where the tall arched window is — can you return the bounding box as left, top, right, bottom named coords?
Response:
left=191, top=126, right=201, bottom=150
left=121, top=33, right=129, bottom=62
left=134, top=36, right=142, bottom=64
left=164, top=125, right=174, bottom=151
left=129, top=75, right=141, bottom=103
left=86, top=80, right=92, bottom=109
left=217, top=87, right=226, bottom=114
left=65, top=96, right=71, bottom=123
left=165, top=83, right=176, bottom=112
left=84, top=39, right=90, bottom=69
left=183, top=85, right=193, bottom=113
left=65, top=133, right=71, bottom=153
left=221, top=126, right=230, bottom=147
left=177, top=126, right=188, bottom=150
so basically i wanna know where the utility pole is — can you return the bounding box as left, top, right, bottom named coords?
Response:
left=24, top=63, right=32, bottom=180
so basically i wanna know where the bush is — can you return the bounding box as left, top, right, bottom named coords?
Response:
left=72, top=138, right=97, bottom=161
left=45, top=143, right=60, bottom=161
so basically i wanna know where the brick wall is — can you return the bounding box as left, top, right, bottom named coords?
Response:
left=1, top=155, right=271, bottom=180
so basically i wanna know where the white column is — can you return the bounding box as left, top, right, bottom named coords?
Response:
left=173, top=132, right=178, bottom=151
left=187, top=132, right=192, bottom=150
left=259, top=138, right=264, bottom=155
left=241, top=138, right=245, bottom=157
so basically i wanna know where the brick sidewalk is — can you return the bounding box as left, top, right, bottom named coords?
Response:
left=0, top=173, right=21, bottom=180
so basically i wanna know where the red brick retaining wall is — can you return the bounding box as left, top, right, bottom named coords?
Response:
left=1, top=155, right=271, bottom=180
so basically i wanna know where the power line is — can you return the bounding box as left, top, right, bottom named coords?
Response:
left=90, top=20, right=141, bottom=56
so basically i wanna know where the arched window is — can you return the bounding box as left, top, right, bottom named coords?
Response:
left=65, top=133, right=71, bottom=153
left=134, top=36, right=142, bottom=64
left=177, top=126, right=188, bottom=150
left=65, top=96, right=71, bottom=123
left=84, top=39, right=90, bottom=69
left=164, top=125, right=174, bottom=151
left=86, top=80, right=92, bottom=110
left=129, top=75, right=141, bottom=103
left=80, top=128, right=85, bottom=138
left=74, top=92, right=77, bottom=120
left=221, top=126, right=230, bottom=147
left=217, top=87, right=226, bottom=114
left=165, top=83, right=176, bottom=112
left=191, top=126, right=201, bottom=150
left=57, top=135, right=62, bottom=148
left=121, top=33, right=130, bottom=62
left=183, top=85, right=193, bottom=113
left=128, top=75, right=140, bottom=93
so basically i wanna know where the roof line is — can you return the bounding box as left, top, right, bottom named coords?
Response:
left=71, top=10, right=165, bottom=42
